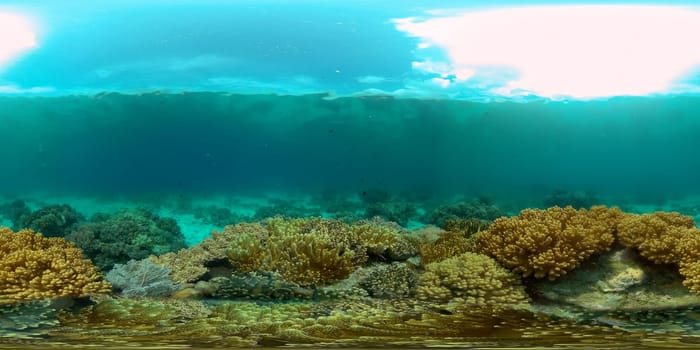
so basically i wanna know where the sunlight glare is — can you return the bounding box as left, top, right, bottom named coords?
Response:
left=395, top=5, right=700, bottom=98
left=0, top=12, right=37, bottom=71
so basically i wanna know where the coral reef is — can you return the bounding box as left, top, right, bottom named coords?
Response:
left=423, top=200, right=505, bottom=227
left=543, top=189, right=600, bottom=209
left=192, top=205, right=246, bottom=227
left=211, top=272, right=313, bottom=300
left=151, top=222, right=268, bottom=284
left=357, top=263, right=417, bottom=298
left=66, top=208, right=186, bottom=271
left=417, top=218, right=488, bottom=266
left=474, top=206, right=618, bottom=280
left=442, top=217, right=490, bottom=234
left=6, top=201, right=700, bottom=347
left=529, top=247, right=700, bottom=313
left=616, top=211, right=700, bottom=292
left=617, top=211, right=696, bottom=264
left=349, top=218, right=417, bottom=260
left=253, top=198, right=321, bottom=220
left=106, top=259, right=181, bottom=297
left=226, top=218, right=361, bottom=286
left=0, top=200, right=31, bottom=228
left=419, top=230, right=473, bottom=266
left=13, top=203, right=84, bottom=238
left=364, top=202, right=418, bottom=227
left=416, top=252, right=529, bottom=310
left=0, top=227, right=111, bottom=302
left=222, top=217, right=418, bottom=286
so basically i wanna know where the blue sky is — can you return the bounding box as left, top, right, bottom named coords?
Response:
left=1, top=0, right=699, bottom=100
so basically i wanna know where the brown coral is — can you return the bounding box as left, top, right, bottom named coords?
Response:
left=225, top=217, right=364, bottom=286
left=678, top=238, right=700, bottom=293
left=419, top=231, right=473, bottom=266
left=617, top=212, right=696, bottom=264
left=474, top=206, right=617, bottom=280
left=616, top=213, right=700, bottom=293
left=0, top=227, right=111, bottom=303
left=416, top=252, right=529, bottom=309
left=266, top=233, right=359, bottom=286
left=151, top=222, right=268, bottom=284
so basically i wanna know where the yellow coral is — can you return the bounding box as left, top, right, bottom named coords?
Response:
left=350, top=221, right=398, bottom=256
left=225, top=218, right=364, bottom=286
left=474, top=206, right=617, bottom=280
left=151, top=222, right=268, bottom=284
left=679, top=256, right=700, bottom=293
left=617, top=212, right=696, bottom=264
left=416, top=252, right=529, bottom=309
left=442, top=218, right=490, bottom=235
left=419, top=231, right=473, bottom=266
left=266, top=233, right=359, bottom=286
left=149, top=247, right=209, bottom=284
left=0, top=227, right=111, bottom=302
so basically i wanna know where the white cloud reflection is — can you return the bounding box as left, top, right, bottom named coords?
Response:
left=0, top=12, right=37, bottom=71
left=395, top=5, right=700, bottom=99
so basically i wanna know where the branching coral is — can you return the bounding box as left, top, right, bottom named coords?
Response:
left=267, top=233, right=359, bottom=286
left=442, top=218, right=490, bottom=235
left=423, top=200, right=505, bottom=227
left=419, top=231, right=473, bottom=266
left=66, top=208, right=187, bottom=271
left=363, top=202, right=418, bottom=226
left=416, top=252, right=529, bottom=309
left=617, top=212, right=696, bottom=264
left=224, top=217, right=418, bottom=287
left=616, top=212, right=700, bottom=292
left=150, top=223, right=267, bottom=283
left=14, top=204, right=84, bottom=238
left=0, top=227, right=111, bottom=302
left=474, top=206, right=618, bottom=280
left=211, top=272, right=312, bottom=300
left=357, top=262, right=417, bottom=298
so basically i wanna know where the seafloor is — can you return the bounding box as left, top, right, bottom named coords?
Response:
left=3, top=191, right=700, bottom=349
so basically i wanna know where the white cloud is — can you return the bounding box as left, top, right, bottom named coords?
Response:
left=395, top=5, right=700, bottom=99
left=0, top=12, right=37, bottom=71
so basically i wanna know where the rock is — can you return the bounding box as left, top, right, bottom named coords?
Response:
left=530, top=246, right=700, bottom=313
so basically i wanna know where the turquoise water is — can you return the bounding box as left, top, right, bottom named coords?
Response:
left=2, top=1, right=700, bottom=348
left=2, top=93, right=700, bottom=202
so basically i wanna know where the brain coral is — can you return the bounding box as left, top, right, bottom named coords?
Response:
left=0, top=227, right=111, bottom=303
left=416, top=252, right=529, bottom=309
left=474, top=206, right=618, bottom=280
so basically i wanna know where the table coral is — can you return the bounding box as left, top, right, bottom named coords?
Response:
left=0, top=227, right=111, bottom=303
left=474, top=206, right=617, bottom=280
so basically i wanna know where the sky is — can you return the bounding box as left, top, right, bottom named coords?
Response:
left=0, top=0, right=699, bottom=100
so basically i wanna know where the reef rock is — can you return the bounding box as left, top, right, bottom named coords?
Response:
left=530, top=246, right=700, bottom=315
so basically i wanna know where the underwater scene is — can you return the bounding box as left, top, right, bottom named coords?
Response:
left=2, top=1, right=700, bottom=349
